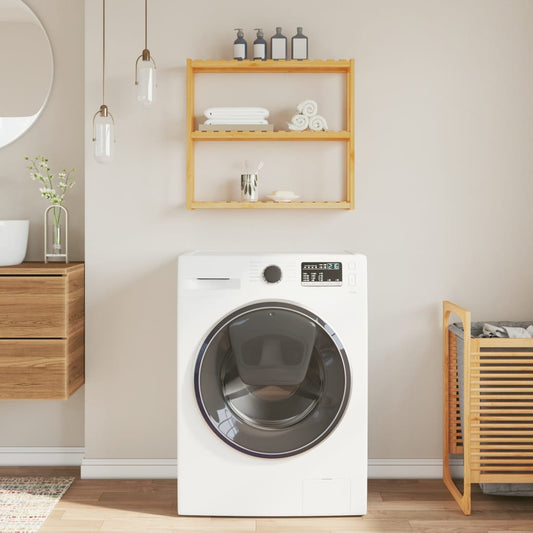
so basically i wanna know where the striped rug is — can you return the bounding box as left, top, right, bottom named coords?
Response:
left=0, top=477, right=74, bottom=533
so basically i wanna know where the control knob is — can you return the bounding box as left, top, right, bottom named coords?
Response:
left=263, top=265, right=282, bottom=284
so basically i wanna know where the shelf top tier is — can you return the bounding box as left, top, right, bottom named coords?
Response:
left=0, top=262, right=84, bottom=275
left=188, top=59, right=353, bottom=74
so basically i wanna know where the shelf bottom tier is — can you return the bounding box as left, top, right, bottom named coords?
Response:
left=189, top=201, right=352, bottom=209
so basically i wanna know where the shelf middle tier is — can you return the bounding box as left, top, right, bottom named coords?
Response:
left=190, top=130, right=350, bottom=141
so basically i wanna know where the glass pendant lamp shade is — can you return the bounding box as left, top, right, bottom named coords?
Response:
left=93, top=104, right=114, bottom=164
left=136, top=49, right=157, bottom=106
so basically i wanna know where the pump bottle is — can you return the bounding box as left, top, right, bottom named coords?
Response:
left=233, top=28, right=247, bottom=60
left=253, top=28, right=267, bottom=60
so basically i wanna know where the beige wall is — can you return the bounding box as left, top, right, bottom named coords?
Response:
left=0, top=0, right=84, bottom=446
left=84, top=0, right=533, bottom=461
left=0, top=22, right=51, bottom=116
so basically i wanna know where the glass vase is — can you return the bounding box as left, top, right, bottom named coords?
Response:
left=44, top=205, right=69, bottom=263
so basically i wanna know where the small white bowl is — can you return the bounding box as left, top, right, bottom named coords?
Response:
left=0, top=220, right=30, bottom=266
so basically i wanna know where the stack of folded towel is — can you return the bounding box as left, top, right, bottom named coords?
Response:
left=203, top=107, right=270, bottom=126
left=288, top=100, right=328, bottom=132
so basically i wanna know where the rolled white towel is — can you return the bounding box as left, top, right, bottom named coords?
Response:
left=288, top=114, right=309, bottom=131
left=204, top=107, right=269, bottom=119
left=296, top=99, right=318, bottom=117
left=204, top=118, right=269, bottom=125
left=309, top=115, right=328, bottom=131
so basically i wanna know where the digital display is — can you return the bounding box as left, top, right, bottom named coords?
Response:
left=301, top=262, right=342, bottom=286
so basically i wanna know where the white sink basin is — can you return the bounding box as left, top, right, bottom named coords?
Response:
left=0, top=220, right=30, bottom=266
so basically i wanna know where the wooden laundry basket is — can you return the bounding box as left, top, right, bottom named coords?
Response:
left=443, top=301, right=533, bottom=514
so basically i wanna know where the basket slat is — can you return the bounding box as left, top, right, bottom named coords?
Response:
left=448, top=331, right=464, bottom=453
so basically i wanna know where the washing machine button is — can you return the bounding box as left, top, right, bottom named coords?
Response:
left=348, top=274, right=356, bottom=286
left=263, top=265, right=282, bottom=283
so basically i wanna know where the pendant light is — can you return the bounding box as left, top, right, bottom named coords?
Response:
left=135, top=0, right=157, bottom=106
left=92, top=0, right=115, bottom=164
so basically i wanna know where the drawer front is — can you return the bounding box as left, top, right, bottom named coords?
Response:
left=0, top=276, right=66, bottom=338
left=0, top=339, right=67, bottom=400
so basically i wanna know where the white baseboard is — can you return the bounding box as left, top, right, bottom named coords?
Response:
left=0, top=446, right=84, bottom=466
left=368, top=458, right=463, bottom=479
left=368, top=458, right=441, bottom=479
left=81, top=458, right=177, bottom=479
left=0, top=449, right=463, bottom=480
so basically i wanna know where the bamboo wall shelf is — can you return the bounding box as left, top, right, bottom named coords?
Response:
left=186, top=59, right=354, bottom=209
left=0, top=262, right=84, bottom=400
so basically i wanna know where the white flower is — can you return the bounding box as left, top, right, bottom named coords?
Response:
left=26, top=156, right=76, bottom=208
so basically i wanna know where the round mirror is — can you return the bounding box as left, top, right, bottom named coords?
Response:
left=0, top=0, right=53, bottom=148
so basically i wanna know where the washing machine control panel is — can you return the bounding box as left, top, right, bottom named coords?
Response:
left=301, top=262, right=343, bottom=286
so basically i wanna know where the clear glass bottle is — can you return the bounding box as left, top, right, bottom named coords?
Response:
left=291, top=27, right=308, bottom=60
left=253, top=28, right=267, bottom=60
left=233, top=28, right=247, bottom=60
left=270, top=27, right=287, bottom=60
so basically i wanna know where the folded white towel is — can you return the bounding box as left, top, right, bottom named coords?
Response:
left=288, top=114, right=309, bottom=131
left=204, top=107, right=270, bottom=119
left=204, top=118, right=269, bottom=125
left=309, top=115, right=328, bottom=131
left=204, top=115, right=268, bottom=122
left=296, top=100, right=318, bottom=117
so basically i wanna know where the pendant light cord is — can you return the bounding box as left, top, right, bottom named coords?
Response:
left=102, top=0, right=106, bottom=105
left=144, top=0, right=148, bottom=49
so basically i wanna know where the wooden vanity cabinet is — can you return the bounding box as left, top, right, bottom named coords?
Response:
left=0, top=262, right=84, bottom=400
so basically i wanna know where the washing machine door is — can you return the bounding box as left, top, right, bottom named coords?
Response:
left=194, top=302, right=351, bottom=458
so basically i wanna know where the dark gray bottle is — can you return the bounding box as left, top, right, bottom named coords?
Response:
left=233, top=28, right=247, bottom=60
left=253, top=28, right=267, bottom=60
left=291, top=27, right=308, bottom=60
left=270, top=27, right=287, bottom=60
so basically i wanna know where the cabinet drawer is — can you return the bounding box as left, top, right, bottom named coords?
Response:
left=0, top=276, right=66, bottom=337
left=0, top=334, right=84, bottom=400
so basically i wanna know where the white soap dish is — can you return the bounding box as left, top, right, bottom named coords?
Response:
left=267, top=191, right=300, bottom=203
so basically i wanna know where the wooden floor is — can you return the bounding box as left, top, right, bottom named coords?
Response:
left=2, top=468, right=533, bottom=532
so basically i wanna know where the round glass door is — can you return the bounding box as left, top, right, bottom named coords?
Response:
left=194, top=302, right=351, bottom=458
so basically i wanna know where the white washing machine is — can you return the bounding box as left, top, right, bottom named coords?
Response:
left=177, top=252, right=367, bottom=517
